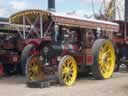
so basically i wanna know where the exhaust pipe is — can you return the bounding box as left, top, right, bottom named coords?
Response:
left=48, top=0, right=55, bottom=12
left=125, top=0, right=128, bottom=21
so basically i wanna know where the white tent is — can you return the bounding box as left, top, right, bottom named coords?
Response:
left=115, top=0, right=125, bottom=20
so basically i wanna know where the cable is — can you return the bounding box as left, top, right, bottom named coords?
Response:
left=91, top=0, right=96, bottom=16
left=99, top=0, right=106, bottom=15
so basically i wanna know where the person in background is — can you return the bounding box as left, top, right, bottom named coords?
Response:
left=54, top=24, right=59, bottom=42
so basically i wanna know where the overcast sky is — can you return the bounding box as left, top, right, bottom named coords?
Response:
left=0, top=0, right=111, bottom=17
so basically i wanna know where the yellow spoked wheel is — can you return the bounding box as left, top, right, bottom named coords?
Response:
left=92, top=39, right=115, bottom=79
left=26, top=55, right=43, bottom=81
left=58, top=55, right=78, bottom=86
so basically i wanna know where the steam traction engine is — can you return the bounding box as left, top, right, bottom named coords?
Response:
left=9, top=10, right=119, bottom=86
left=0, top=22, right=24, bottom=75
left=113, top=21, right=128, bottom=71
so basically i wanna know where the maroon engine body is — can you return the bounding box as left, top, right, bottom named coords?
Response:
left=0, top=63, right=3, bottom=77
left=113, top=21, right=128, bottom=71
left=0, top=51, right=19, bottom=65
left=0, top=33, right=25, bottom=74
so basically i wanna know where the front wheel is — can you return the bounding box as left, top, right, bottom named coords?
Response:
left=58, top=55, right=78, bottom=86
left=26, top=55, right=44, bottom=81
left=92, top=39, right=115, bottom=79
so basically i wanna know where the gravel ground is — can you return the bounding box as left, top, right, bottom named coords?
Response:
left=0, top=68, right=128, bottom=96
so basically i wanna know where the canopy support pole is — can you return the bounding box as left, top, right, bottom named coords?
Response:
left=125, top=22, right=127, bottom=41
left=23, top=15, right=26, bottom=39
left=40, top=15, right=43, bottom=38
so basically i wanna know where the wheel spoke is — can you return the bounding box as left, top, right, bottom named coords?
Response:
left=103, top=65, right=106, bottom=72
left=29, top=72, right=33, bottom=77
left=102, top=67, right=106, bottom=74
left=63, top=64, right=66, bottom=68
left=99, top=58, right=103, bottom=65
left=69, top=73, right=73, bottom=80
left=105, top=49, right=111, bottom=54
left=64, top=74, right=68, bottom=82
left=99, top=53, right=103, bottom=60
left=68, top=63, right=72, bottom=68
left=67, top=75, right=72, bottom=82
left=100, top=66, right=105, bottom=74
left=67, top=60, right=72, bottom=67
left=65, top=60, right=68, bottom=66
left=100, top=48, right=104, bottom=54
left=63, top=67, right=67, bottom=74
left=106, top=63, right=111, bottom=71
left=107, top=57, right=112, bottom=61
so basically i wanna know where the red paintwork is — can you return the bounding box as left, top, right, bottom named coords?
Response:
left=61, top=44, right=94, bottom=65
left=25, top=39, right=42, bottom=47
left=86, top=55, right=93, bottom=65
left=85, top=48, right=92, bottom=54
left=23, top=37, right=52, bottom=57
left=75, top=55, right=85, bottom=65
left=75, top=55, right=93, bottom=65
left=72, top=44, right=79, bottom=51
left=112, top=37, right=125, bottom=44
left=30, top=49, right=40, bottom=56
left=25, top=37, right=52, bottom=47
left=0, top=52, right=20, bottom=64
left=113, top=37, right=128, bottom=44
left=113, top=21, right=128, bottom=44
left=0, top=64, right=3, bottom=77
left=61, top=44, right=79, bottom=55
left=3, top=41, right=15, bottom=49
left=84, top=48, right=93, bottom=65
left=51, top=58, right=57, bottom=65
left=16, top=40, right=26, bottom=52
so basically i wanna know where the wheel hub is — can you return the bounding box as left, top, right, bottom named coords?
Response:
left=103, top=54, right=108, bottom=64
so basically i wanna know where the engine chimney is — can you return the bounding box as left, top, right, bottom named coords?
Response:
left=125, top=0, right=128, bottom=21
left=48, top=0, right=55, bottom=12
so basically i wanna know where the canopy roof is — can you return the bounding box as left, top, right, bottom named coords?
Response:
left=0, top=17, right=8, bottom=22
left=0, top=21, right=27, bottom=33
left=0, top=21, right=19, bottom=33
left=9, top=9, right=119, bottom=32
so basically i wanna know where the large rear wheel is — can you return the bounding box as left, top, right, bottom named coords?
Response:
left=58, top=55, right=78, bottom=86
left=92, top=39, right=115, bottom=79
left=26, top=55, right=43, bottom=81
